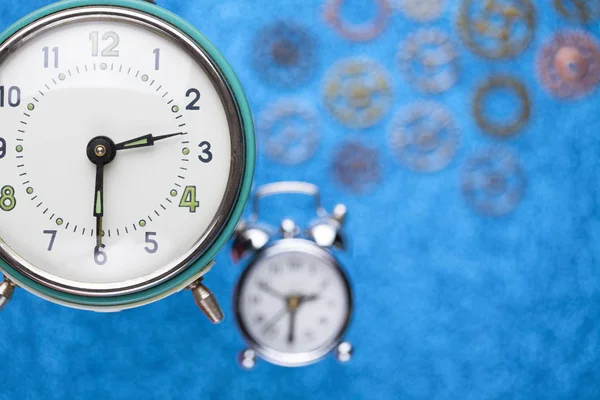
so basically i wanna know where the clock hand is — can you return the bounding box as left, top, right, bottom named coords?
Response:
left=115, top=132, right=183, bottom=151
left=86, top=136, right=117, bottom=254
left=94, top=162, right=104, bottom=248
left=298, top=294, right=320, bottom=304
left=257, top=281, right=287, bottom=301
left=262, top=306, right=288, bottom=335
left=287, top=309, right=298, bottom=344
left=284, top=295, right=303, bottom=344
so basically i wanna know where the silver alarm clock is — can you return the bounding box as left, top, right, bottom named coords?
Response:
left=231, top=182, right=354, bottom=368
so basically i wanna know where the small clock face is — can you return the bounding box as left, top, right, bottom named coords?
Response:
left=0, top=8, right=247, bottom=296
left=235, top=240, right=352, bottom=366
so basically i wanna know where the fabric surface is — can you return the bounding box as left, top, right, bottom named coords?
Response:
left=1, top=0, right=599, bottom=399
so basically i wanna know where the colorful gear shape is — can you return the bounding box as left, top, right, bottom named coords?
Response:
left=323, top=0, right=390, bottom=42
left=332, top=140, right=381, bottom=193
left=258, top=100, right=320, bottom=165
left=252, top=21, right=317, bottom=89
left=323, top=57, right=393, bottom=129
left=461, top=146, right=526, bottom=217
left=473, top=75, right=531, bottom=138
left=393, top=0, right=447, bottom=22
left=458, top=0, right=536, bottom=60
left=536, top=30, right=600, bottom=99
left=554, top=0, right=600, bottom=23
left=388, top=102, right=460, bottom=173
left=397, top=28, right=460, bottom=93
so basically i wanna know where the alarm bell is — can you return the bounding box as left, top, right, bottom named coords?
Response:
left=307, top=203, right=347, bottom=250
left=230, top=222, right=271, bottom=263
left=231, top=182, right=348, bottom=261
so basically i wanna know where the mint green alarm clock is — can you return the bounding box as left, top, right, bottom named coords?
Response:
left=0, top=0, right=255, bottom=320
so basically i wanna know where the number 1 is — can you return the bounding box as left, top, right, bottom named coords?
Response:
left=153, top=48, right=160, bottom=70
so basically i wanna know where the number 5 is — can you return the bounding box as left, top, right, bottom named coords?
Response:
left=145, top=232, right=158, bottom=254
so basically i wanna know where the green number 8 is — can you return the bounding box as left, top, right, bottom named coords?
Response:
left=0, top=185, right=16, bottom=211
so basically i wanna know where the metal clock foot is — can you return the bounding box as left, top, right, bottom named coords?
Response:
left=238, top=349, right=257, bottom=370
left=335, top=341, right=353, bottom=363
left=189, top=279, right=224, bottom=324
left=0, top=278, right=16, bottom=311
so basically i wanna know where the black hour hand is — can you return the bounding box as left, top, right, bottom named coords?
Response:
left=115, top=132, right=182, bottom=150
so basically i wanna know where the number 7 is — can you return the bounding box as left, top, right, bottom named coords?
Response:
left=43, top=230, right=57, bottom=251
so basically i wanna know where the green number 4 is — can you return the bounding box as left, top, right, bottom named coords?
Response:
left=179, top=186, right=199, bottom=213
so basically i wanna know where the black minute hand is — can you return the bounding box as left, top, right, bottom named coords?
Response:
left=94, top=162, right=104, bottom=248
left=86, top=136, right=116, bottom=249
left=115, top=132, right=183, bottom=151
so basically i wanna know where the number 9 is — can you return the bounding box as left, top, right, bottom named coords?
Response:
left=0, top=138, right=6, bottom=159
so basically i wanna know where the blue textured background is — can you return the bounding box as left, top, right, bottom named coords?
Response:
left=1, top=1, right=600, bottom=399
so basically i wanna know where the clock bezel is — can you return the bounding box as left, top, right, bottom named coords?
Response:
left=0, top=0, right=255, bottom=309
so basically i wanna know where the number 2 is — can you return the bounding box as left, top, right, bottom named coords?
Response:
left=186, top=88, right=200, bottom=110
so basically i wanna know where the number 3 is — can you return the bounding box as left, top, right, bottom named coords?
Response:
left=198, top=141, right=213, bottom=163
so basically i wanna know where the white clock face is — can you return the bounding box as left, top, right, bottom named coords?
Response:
left=0, top=9, right=244, bottom=294
left=237, top=244, right=351, bottom=364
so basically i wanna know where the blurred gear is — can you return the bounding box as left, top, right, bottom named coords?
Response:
left=393, top=0, right=447, bottom=22
left=536, top=30, right=600, bottom=99
left=461, top=146, right=525, bottom=216
left=332, top=141, right=381, bottom=193
left=258, top=100, right=320, bottom=165
left=323, top=57, right=393, bottom=129
left=323, top=0, right=390, bottom=42
left=388, top=102, right=459, bottom=173
left=473, top=76, right=531, bottom=138
left=458, top=0, right=536, bottom=59
left=397, top=28, right=459, bottom=93
left=252, top=21, right=316, bottom=89
left=554, top=0, right=600, bottom=23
